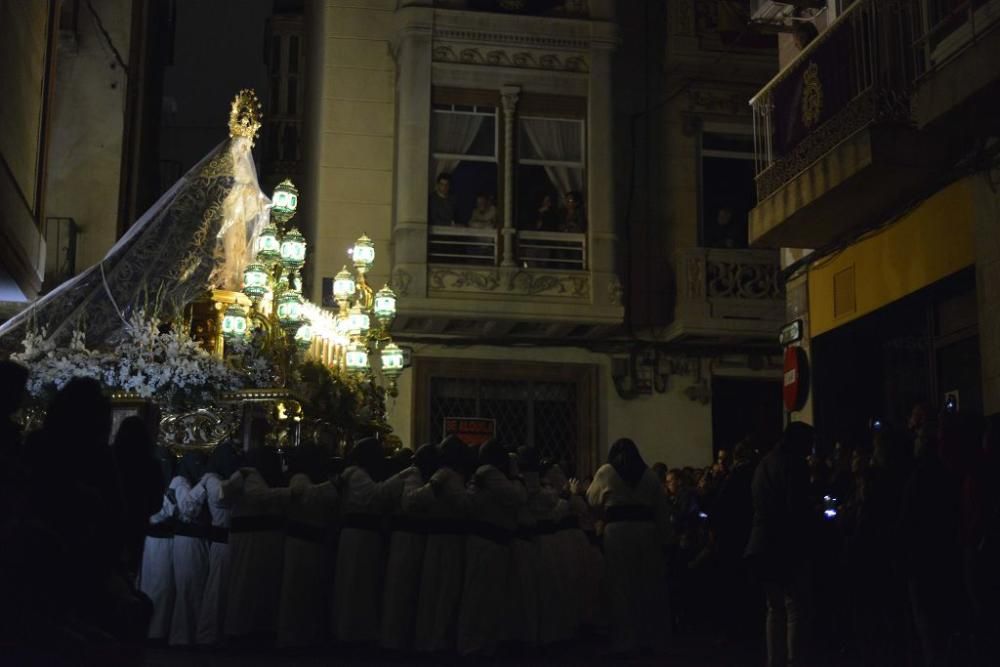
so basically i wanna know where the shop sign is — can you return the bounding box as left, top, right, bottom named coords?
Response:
left=783, top=346, right=809, bottom=412
left=443, top=417, right=496, bottom=446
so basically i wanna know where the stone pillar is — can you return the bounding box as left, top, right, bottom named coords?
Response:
left=500, top=85, right=520, bottom=268
left=973, top=174, right=1000, bottom=417
left=392, top=6, right=434, bottom=298
left=588, top=28, right=619, bottom=304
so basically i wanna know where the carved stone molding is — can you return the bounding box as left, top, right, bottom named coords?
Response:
left=392, top=268, right=412, bottom=297
left=607, top=275, right=624, bottom=306
left=428, top=266, right=590, bottom=298
left=706, top=256, right=783, bottom=300
left=432, top=44, right=589, bottom=72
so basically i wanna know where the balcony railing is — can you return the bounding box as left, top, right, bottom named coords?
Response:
left=517, top=231, right=587, bottom=271
left=427, top=226, right=587, bottom=271
left=750, top=0, right=920, bottom=201
left=428, top=226, right=498, bottom=266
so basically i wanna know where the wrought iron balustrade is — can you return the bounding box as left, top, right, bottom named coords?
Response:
left=516, top=230, right=587, bottom=271
left=750, top=0, right=921, bottom=201
left=428, top=225, right=498, bottom=266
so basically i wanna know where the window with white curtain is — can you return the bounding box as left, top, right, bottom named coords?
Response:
left=431, top=104, right=498, bottom=226
left=515, top=116, right=586, bottom=231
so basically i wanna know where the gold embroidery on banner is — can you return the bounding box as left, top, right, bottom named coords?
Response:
left=801, top=61, right=823, bottom=129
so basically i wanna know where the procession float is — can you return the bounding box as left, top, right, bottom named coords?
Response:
left=0, top=90, right=405, bottom=455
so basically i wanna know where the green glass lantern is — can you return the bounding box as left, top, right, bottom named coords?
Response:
left=222, top=305, right=249, bottom=342
left=242, top=262, right=269, bottom=302
left=294, top=322, right=312, bottom=349
left=380, top=342, right=404, bottom=377
left=277, top=290, right=304, bottom=329
left=255, top=224, right=281, bottom=264
left=271, top=179, right=299, bottom=224
left=347, top=304, right=370, bottom=336
left=345, top=340, right=369, bottom=374
left=351, top=234, right=375, bottom=273
left=373, top=284, right=397, bottom=326
left=333, top=266, right=356, bottom=303
left=280, top=227, right=307, bottom=270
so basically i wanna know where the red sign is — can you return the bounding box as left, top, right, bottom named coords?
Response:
left=443, top=417, right=496, bottom=446
left=783, top=346, right=809, bottom=412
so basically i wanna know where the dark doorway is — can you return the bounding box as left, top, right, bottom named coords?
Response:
left=811, top=267, right=980, bottom=450
left=711, top=377, right=783, bottom=456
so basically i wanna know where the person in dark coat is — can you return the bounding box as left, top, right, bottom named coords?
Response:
left=745, top=422, right=816, bottom=667
left=113, top=416, right=165, bottom=577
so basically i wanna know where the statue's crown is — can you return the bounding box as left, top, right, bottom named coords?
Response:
left=228, top=89, right=263, bottom=146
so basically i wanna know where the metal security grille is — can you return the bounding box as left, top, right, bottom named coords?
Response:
left=429, top=375, right=579, bottom=474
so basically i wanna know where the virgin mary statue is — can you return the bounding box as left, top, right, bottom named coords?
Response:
left=0, top=90, right=271, bottom=354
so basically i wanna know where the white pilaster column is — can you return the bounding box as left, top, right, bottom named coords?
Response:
left=392, top=6, right=434, bottom=297
left=588, top=29, right=620, bottom=307
left=500, top=85, right=520, bottom=268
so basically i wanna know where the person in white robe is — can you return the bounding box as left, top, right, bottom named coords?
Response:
left=195, top=441, right=242, bottom=646
left=536, top=463, right=577, bottom=646
left=169, top=453, right=210, bottom=646
left=572, top=475, right=608, bottom=633
left=380, top=444, right=439, bottom=651
left=224, top=447, right=290, bottom=640
left=332, top=437, right=393, bottom=644
left=278, top=447, right=338, bottom=648
left=413, top=436, right=470, bottom=653
left=507, top=446, right=553, bottom=649
left=457, top=439, right=527, bottom=656
left=586, top=438, right=672, bottom=655
left=139, top=485, right=177, bottom=641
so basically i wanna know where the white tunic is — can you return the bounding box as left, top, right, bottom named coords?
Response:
left=278, top=473, right=338, bottom=647
left=169, top=476, right=209, bottom=646
left=331, top=465, right=393, bottom=643
left=457, top=464, right=526, bottom=656
left=224, top=468, right=290, bottom=638
left=507, top=470, right=551, bottom=647
left=587, top=464, right=671, bottom=653
left=413, top=466, right=469, bottom=653
left=138, top=492, right=176, bottom=640
left=195, top=472, right=240, bottom=646
left=380, top=466, right=428, bottom=651
left=537, top=495, right=577, bottom=645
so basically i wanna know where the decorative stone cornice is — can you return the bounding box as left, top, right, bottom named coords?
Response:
left=428, top=266, right=590, bottom=299
left=432, top=44, right=590, bottom=72
left=433, top=27, right=591, bottom=51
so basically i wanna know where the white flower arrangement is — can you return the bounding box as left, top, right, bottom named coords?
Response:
left=13, top=310, right=245, bottom=407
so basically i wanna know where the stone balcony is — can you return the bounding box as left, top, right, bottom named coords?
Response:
left=664, top=247, right=784, bottom=346
left=747, top=0, right=948, bottom=249
left=390, top=227, right=623, bottom=340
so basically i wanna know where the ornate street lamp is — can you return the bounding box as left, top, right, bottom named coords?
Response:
left=271, top=179, right=299, bottom=224
left=277, top=290, right=304, bottom=331
left=333, top=266, right=356, bottom=309
left=294, top=322, right=313, bottom=350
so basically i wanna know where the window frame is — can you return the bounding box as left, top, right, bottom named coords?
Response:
left=430, top=103, right=500, bottom=164
left=698, top=122, right=756, bottom=248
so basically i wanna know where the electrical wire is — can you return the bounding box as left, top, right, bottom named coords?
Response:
left=86, top=0, right=129, bottom=73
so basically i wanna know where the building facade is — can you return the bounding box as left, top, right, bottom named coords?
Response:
left=748, top=0, right=1000, bottom=443
left=303, top=0, right=787, bottom=470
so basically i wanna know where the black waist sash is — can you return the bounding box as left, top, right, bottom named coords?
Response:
left=285, top=519, right=329, bottom=544
left=605, top=505, right=655, bottom=523
left=230, top=515, right=285, bottom=533
left=585, top=529, right=602, bottom=548
left=146, top=520, right=175, bottom=538
left=468, top=521, right=514, bottom=545
left=208, top=525, right=229, bottom=544
left=341, top=514, right=383, bottom=532
left=174, top=522, right=212, bottom=540
left=556, top=516, right=580, bottom=532
left=387, top=515, right=428, bottom=535
left=423, top=518, right=466, bottom=537
left=515, top=524, right=540, bottom=541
